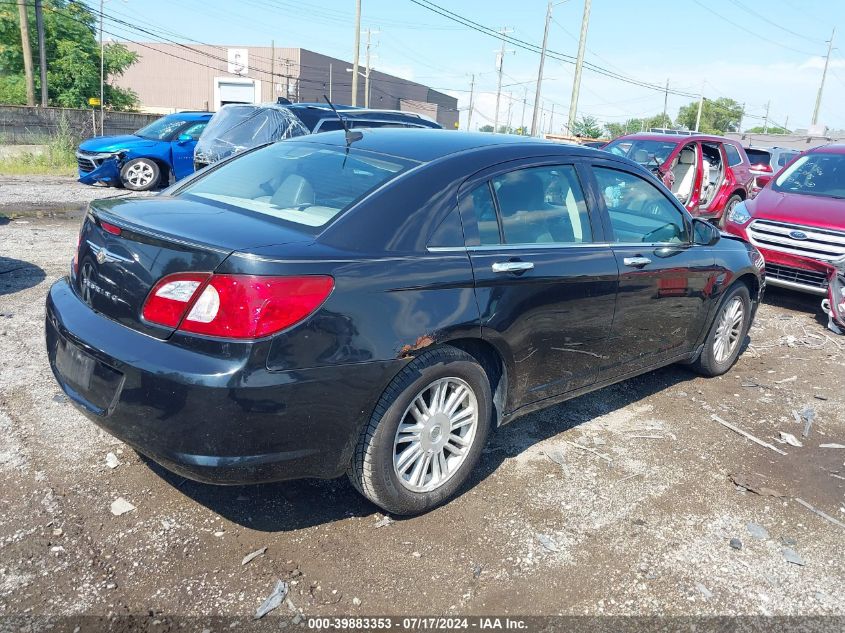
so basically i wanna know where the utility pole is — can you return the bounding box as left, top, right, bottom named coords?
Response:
left=548, top=102, right=555, bottom=135
left=520, top=86, right=528, bottom=134
left=506, top=92, right=513, bottom=132
left=17, top=0, right=36, bottom=106
left=364, top=28, right=376, bottom=108
left=763, top=100, right=770, bottom=134
left=662, top=78, right=669, bottom=128
left=694, top=83, right=704, bottom=132
left=34, top=0, right=47, bottom=106
left=566, top=0, right=592, bottom=137
left=329, top=63, right=333, bottom=101
left=467, top=73, right=475, bottom=131
left=99, top=0, right=105, bottom=134
left=812, top=27, right=835, bottom=127
left=784, top=115, right=789, bottom=132
left=531, top=1, right=553, bottom=137
left=738, top=102, right=745, bottom=133
left=493, top=28, right=512, bottom=134
left=351, top=0, right=361, bottom=106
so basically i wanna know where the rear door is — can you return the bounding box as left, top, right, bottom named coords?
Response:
left=460, top=159, right=618, bottom=410
left=587, top=162, right=718, bottom=377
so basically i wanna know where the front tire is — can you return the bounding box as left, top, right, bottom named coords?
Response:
left=120, top=158, right=160, bottom=191
left=348, top=347, right=492, bottom=515
left=691, top=283, right=752, bottom=377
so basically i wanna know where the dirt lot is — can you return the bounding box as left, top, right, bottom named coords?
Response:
left=1, top=213, right=844, bottom=623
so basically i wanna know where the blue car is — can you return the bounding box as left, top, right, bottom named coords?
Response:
left=77, top=112, right=211, bottom=191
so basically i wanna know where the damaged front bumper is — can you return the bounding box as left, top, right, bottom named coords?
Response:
left=822, top=256, right=845, bottom=335
left=77, top=151, right=125, bottom=185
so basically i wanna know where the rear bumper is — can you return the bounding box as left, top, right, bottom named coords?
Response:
left=46, top=277, right=402, bottom=484
left=724, top=223, right=831, bottom=295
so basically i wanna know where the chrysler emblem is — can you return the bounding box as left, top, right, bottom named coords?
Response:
left=789, top=230, right=808, bottom=240
left=96, top=249, right=107, bottom=264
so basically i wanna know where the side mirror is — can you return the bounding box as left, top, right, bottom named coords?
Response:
left=693, top=218, right=720, bottom=246
left=176, top=133, right=192, bottom=144
left=756, top=174, right=772, bottom=188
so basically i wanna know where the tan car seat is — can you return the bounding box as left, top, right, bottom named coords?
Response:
left=672, top=148, right=697, bottom=202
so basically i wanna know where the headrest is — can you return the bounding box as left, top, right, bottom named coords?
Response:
left=632, top=149, right=649, bottom=163
left=679, top=148, right=696, bottom=165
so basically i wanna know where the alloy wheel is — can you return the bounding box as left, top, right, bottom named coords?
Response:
left=392, top=377, right=478, bottom=493
left=125, top=161, right=155, bottom=188
left=713, top=296, right=744, bottom=363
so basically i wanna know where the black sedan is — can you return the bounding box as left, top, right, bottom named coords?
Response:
left=46, top=129, right=765, bottom=515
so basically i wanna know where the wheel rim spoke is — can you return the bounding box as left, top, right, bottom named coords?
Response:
left=392, top=376, right=479, bottom=493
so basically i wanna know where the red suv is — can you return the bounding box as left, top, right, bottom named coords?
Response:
left=723, top=144, right=845, bottom=295
left=605, top=133, right=754, bottom=223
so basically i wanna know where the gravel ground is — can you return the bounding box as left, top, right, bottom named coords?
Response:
left=1, top=214, right=844, bottom=624
left=0, top=175, right=151, bottom=216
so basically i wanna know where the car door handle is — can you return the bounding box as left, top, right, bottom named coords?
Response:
left=623, top=256, right=652, bottom=268
left=491, top=261, right=534, bottom=274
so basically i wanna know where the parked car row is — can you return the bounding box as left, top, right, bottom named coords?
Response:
left=77, top=102, right=441, bottom=191
left=52, top=128, right=764, bottom=514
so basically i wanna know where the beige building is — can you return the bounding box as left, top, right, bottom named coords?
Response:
left=114, top=43, right=459, bottom=128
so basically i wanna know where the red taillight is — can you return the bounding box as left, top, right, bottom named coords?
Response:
left=142, top=273, right=334, bottom=339
left=100, top=220, right=122, bottom=235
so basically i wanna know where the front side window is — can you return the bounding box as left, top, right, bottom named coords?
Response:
left=594, top=167, right=689, bottom=244
left=180, top=122, right=207, bottom=140
left=490, top=165, right=592, bottom=245
left=179, top=142, right=415, bottom=230
left=773, top=153, right=845, bottom=199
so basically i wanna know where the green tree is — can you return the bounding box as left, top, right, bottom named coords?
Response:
left=571, top=115, right=602, bottom=138
left=478, top=124, right=494, bottom=133
left=745, top=125, right=790, bottom=134
left=677, top=97, right=743, bottom=135
left=604, top=113, right=677, bottom=139
left=0, top=0, right=138, bottom=109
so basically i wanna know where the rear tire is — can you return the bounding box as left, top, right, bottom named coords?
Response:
left=348, top=347, right=492, bottom=515
left=120, top=158, right=160, bottom=191
left=718, top=194, right=743, bottom=229
left=691, top=283, right=752, bottom=377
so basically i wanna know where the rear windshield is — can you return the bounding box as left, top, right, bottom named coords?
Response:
left=773, top=152, right=845, bottom=199
left=179, top=141, right=416, bottom=229
left=777, top=151, right=798, bottom=167
left=745, top=148, right=771, bottom=167
left=604, top=139, right=679, bottom=168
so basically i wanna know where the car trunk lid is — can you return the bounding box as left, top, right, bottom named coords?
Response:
left=74, top=196, right=313, bottom=339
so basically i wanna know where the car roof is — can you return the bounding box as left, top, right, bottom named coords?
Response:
left=293, top=128, right=582, bottom=162
left=613, top=132, right=736, bottom=143
left=169, top=111, right=212, bottom=120
left=808, top=143, right=845, bottom=154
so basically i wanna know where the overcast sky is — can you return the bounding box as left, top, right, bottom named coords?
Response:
left=92, top=0, right=845, bottom=133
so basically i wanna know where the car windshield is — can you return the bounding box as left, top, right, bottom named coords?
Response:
left=604, top=139, right=679, bottom=168
left=135, top=115, right=189, bottom=140
left=773, top=153, right=845, bottom=199
left=179, top=141, right=416, bottom=230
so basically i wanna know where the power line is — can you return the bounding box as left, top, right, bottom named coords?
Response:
left=726, top=0, right=823, bottom=44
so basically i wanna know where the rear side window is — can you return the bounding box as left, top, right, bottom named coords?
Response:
left=462, top=182, right=500, bottom=245
left=179, top=142, right=415, bottom=230
left=594, top=167, right=689, bottom=244
left=491, top=165, right=592, bottom=245
left=724, top=143, right=743, bottom=166
left=745, top=148, right=771, bottom=166
left=777, top=151, right=798, bottom=167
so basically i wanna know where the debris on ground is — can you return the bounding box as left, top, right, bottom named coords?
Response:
left=795, top=498, right=845, bottom=530
left=564, top=440, right=613, bottom=465
left=819, top=443, right=845, bottom=449
left=774, top=375, right=797, bottom=384
left=241, top=547, right=268, bottom=566
left=254, top=580, right=288, bottom=619
left=729, top=538, right=743, bottom=550
left=800, top=406, right=816, bottom=438
left=712, top=415, right=787, bottom=455
left=782, top=548, right=806, bottom=566
left=729, top=473, right=785, bottom=497
left=746, top=522, right=769, bottom=540
left=109, top=497, right=135, bottom=516
left=536, top=533, right=558, bottom=553
left=352, top=597, right=362, bottom=606
left=695, top=583, right=713, bottom=600
left=105, top=452, right=119, bottom=469
left=374, top=516, right=393, bottom=529
left=544, top=449, right=567, bottom=467
left=778, top=432, right=803, bottom=448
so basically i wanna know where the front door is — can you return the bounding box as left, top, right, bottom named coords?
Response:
left=460, top=161, right=618, bottom=411
left=170, top=121, right=207, bottom=180
left=589, top=164, right=717, bottom=377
